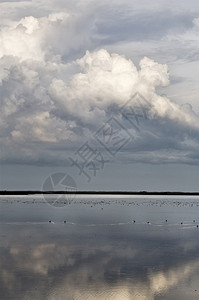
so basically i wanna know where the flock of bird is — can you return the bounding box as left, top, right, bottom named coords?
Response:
left=47, top=219, right=199, bottom=228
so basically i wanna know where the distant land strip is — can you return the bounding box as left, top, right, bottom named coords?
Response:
left=1, top=191, right=199, bottom=196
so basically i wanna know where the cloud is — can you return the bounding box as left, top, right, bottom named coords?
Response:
left=0, top=8, right=199, bottom=167
left=49, top=48, right=199, bottom=134
left=49, top=49, right=169, bottom=122
left=0, top=13, right=71, bottom=62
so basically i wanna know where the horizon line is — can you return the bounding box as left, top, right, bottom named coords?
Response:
left=1, top=190, right=199, bottom=195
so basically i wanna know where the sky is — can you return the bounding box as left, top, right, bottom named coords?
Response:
left=0, top=0, right=199, bottom=191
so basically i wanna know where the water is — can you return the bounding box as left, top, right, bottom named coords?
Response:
left=1, top=195, right=199, bottom=300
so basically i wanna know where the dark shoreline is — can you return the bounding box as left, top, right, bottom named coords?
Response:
left=1, top=191, right=199, bottom=196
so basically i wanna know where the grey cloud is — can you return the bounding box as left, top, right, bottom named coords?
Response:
left=1, top=47, right=199, bottom=166
left=94, top=10, right=195, bottom=44
left=0, top=1, right=199, bottom=169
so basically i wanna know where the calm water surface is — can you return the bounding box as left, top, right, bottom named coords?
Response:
left=0, top=195, right=199, bottom=300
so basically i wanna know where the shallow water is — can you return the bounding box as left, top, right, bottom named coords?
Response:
left=1, top=195, right=199, bottom=300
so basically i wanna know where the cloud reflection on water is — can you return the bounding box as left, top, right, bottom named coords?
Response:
left=1, top=220, right=199, bottom=300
